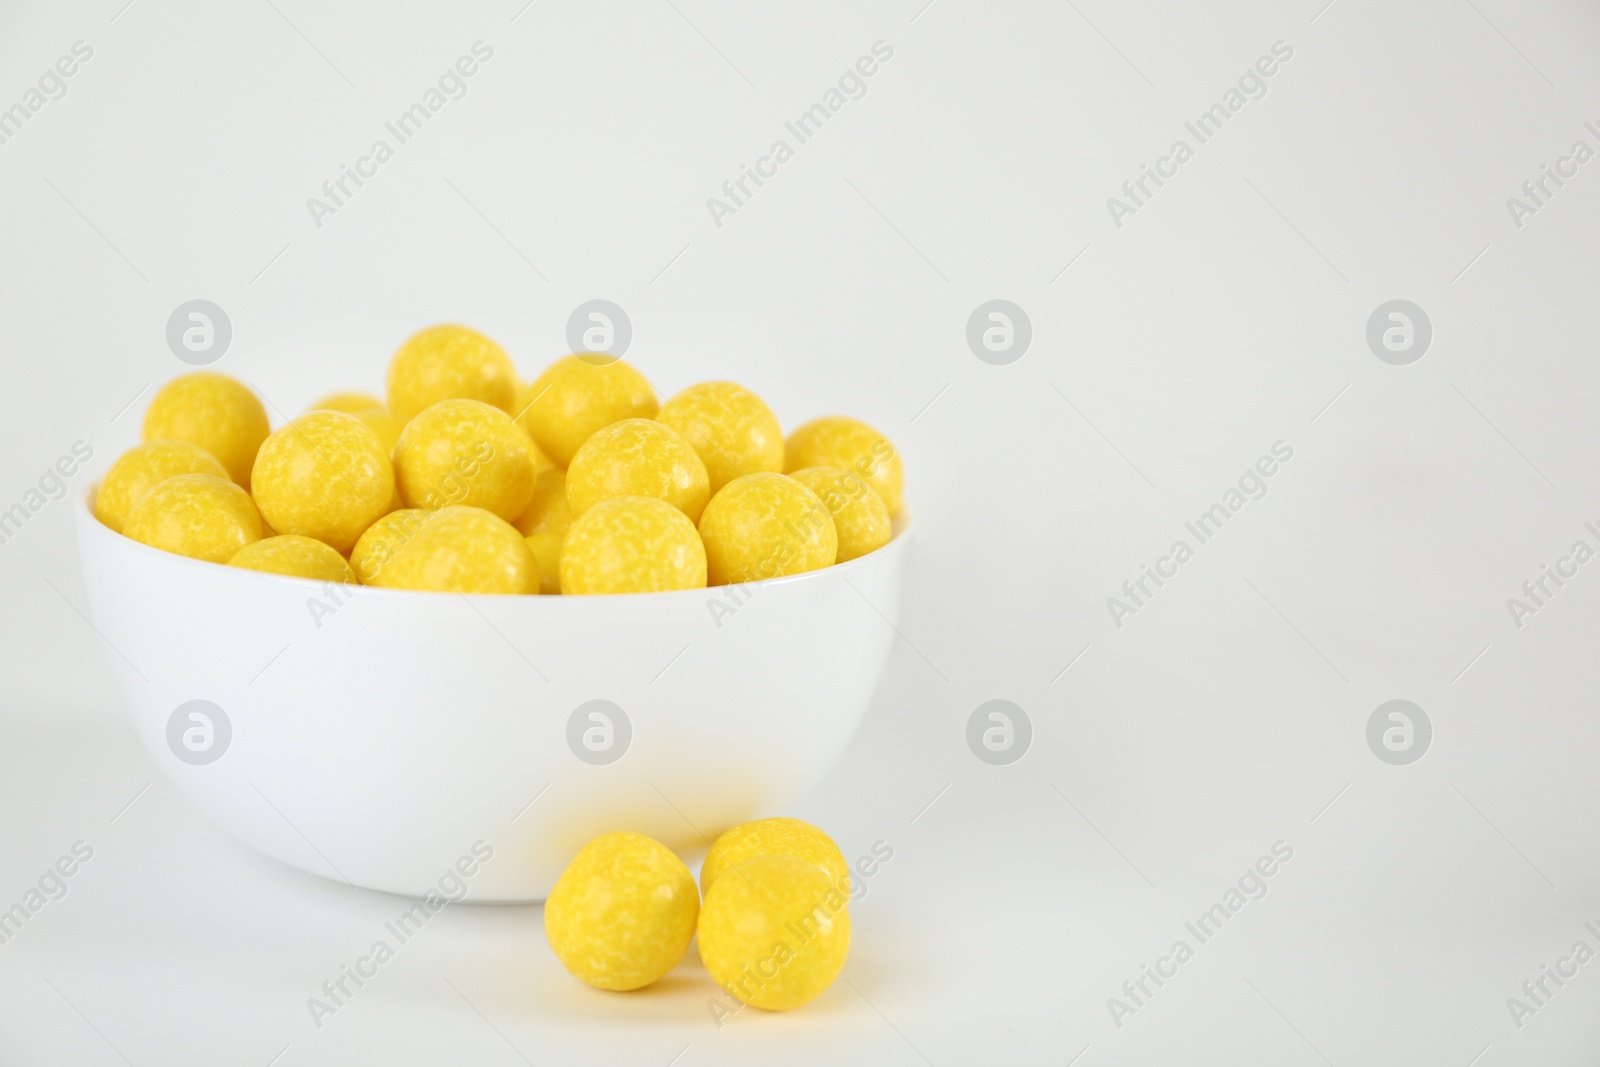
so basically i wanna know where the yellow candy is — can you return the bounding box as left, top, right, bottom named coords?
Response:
left=250, top=411, right=395, bottom=555
left=785, top=416, right=903, bottom=517
left=529, top=438, right=553, bottom=475
left=507, top=381, right=553, bottom=474
left=371, top=505, right=536, bottom=594
left=697, top=854, right=851, bottom=1011
left=517, top=355, right=658, bottom=468
left=352, top=408, right=401, bottom=455
left=566, top=419, right=710, bottom=522
left=95, top=440, right=228, bottom=533
left=307, top=393, right=403, bottom=455
left=122, top=473, right=263, bottom=563
left=142, top=372, right=270, bottom=489
left=364, top=409, right=402, bottom=454
left=393, top=399, right=537, bottom=521
left=698, top=473, right=836, bottom=586
left=349, top=508, right=431, bottom=583
left=307, top=391, right=384, bottom=415
left=701, top=818, right=850, bottom=897
left=228, top=535, right=358, bottom=583
left=386, top=324, right=519, bottom=425
left=560, top=496, right=706, bottom=595
left=655, top=381, right=784, bottom=495
left=788, top=467, right=892, bottom=563
left=544, top=832, right=699, bottom=992
left=512, top=470, right=571, bottom=595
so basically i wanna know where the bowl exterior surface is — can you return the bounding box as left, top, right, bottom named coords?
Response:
left=75, top=493, right=909, bottom=901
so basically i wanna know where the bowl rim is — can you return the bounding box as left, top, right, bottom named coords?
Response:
left=76, top=484, right=912, bottom=604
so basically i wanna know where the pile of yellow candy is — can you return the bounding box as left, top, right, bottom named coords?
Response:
left=545, top=818, right=852, bottom=1010
left=97, top=324, right=904, bottom=594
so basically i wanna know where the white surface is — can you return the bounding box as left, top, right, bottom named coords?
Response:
left=2, top=0, right=1600, bottom=1063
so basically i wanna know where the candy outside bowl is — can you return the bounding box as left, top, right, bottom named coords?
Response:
left=74, top=490, right=911, bottom=901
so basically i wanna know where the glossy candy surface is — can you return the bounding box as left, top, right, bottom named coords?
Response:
left=228, top=535, right=357, bottom=583
left=142, top=373, right=270, bottom=489
left=655, top=381, right=784, bottom=495
left=516, top=355, right=658, bottom=468
left=370, top=505, right=536, bottom=594
left=697, top=473, right=836, bottom=586
left=697, top=854, right=851, bottom=1011
left=544, top=832, right=699, bottom=991
left=350, top=508, right=431, bottom=583
left=250, top=411, right=395, bottom=554
left=95, top=440, right=228, bottom=533
left=700, top=817, right=850, bottom=896
left=788, top=467, right=891, bottom=563
left=565, top=419, right=709, bottom=522
left=393, top=399, right=536, bottom=521
left=386, top=324, right=519, bottom=425
left=560, top=496, right=706, bottom=595
left=512, top=469, right=571, bottom=595
left=784, top=416, right=903, bottom=517
left=123, top=473, right=263, bottom=563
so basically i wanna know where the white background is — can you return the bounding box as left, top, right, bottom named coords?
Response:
left=3, top=0, right=1600, bottom=1063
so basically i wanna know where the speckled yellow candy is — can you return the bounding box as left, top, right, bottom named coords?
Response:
left=95, top=440, right=228, bottom=533
left=349, top=508, right=431, bottom=583
left=545, top=832, right=699, bottom=992
left=307, top=393, right=403, bottom=455
left=513, top=381, right=555, bottom=473
left=560, top=496, right=706, bottom=595
left=350, top=408, right=403, bottom=456
left=701, top=818, right=850, bottom=897
left=512, top=469, right=571, bottom=595
left=371, top=505, right=536, bottom=594
left=566, top=419, right=709, bottom=522
left=697, top=854, right=851, bottom=1011
left=785, top=416, right=903, bottom=518
left=698, top=473, right=836, bottom=586
left=250, top=411, right=395, bottom=555
left=393, top=399, right=537, bottom=522
left=142, top=372, right=270, bottom=489
left=655, top=381, right=784, bottom=495
left=387, top=324, right=519, bottom=425
left=517, top=355, right=658, bottom=468
left=788, top=467, right=891, bottom=563
left=228, top=535, right=358, bottom=583
left=122, top=473, right=263, bottom=563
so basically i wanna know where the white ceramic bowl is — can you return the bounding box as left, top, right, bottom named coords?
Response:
left=75, top=491, right=910, bottom=901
